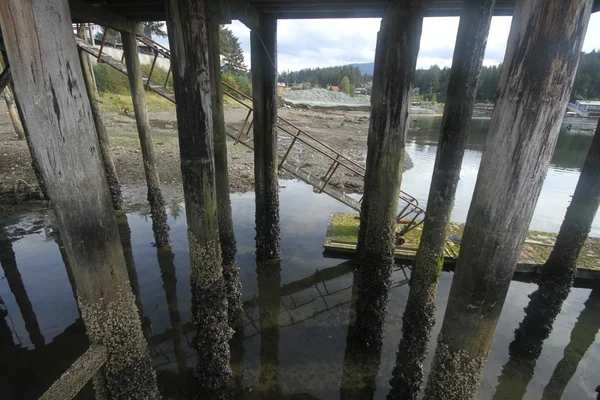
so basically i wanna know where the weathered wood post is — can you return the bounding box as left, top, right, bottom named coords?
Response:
left=0, top=1, right=160, bottom=397
left=165, top=0, right=232, bottom=392
left=511, top=118, right=600, bottom=358
left=388, top=1, right=495, bottom=399
left=251, top=14, right=281, bottom=261
left=121, top=29, right=170, bottom=247
left=356, top=20, right=387, bottom=257
left=353, top=1, right=425, bottom=346
left=207, top=0, right=242, bottom=324
left=423, top=2, right=593, bottom=399
left=0, top=233, right=45, bottom=349
left=493, top=119, right=600, bottom=399
left=542, top=288, right=600, bottom=400
left=78, top=46, right=123, bottom=210
left=3, top=88, right=24, bottom=140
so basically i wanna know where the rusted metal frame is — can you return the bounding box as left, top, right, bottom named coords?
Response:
left=145, top=49, right=159, bottom=90
left=136, top=34, right=171, bottom=59
left=98, top=28, right=108, bottom=62
left=280, top=298, right=295, bottom=323
left=314, top=282, right=329, bottom=308
left=164, top=64, right=172, bottom=88
left=319, top=155, right=341, bottom=193
left=278, top=129, right=301, bottom=168
left=235, top=109, right=252, bottom=143
left=277, top=124, right=365, bottom=178
left=120, top=51, right=125, bottom=63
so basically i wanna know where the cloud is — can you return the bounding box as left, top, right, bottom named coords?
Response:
left=228, top=12, right=600, bottom=72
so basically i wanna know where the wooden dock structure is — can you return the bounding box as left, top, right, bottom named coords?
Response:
left=324, top=212, right=600, bottom=281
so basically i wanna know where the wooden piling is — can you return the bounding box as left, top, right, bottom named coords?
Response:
left=208, top=0, right=242, bottom=325
left=510, top=118, right=600, bottom=361
left=121, top=30, right=170, bottom=248
left=387, top=2, right=495, bottom=399
left=0, top=1, right=160, bottom=397
left=423, top=2, right=594, bottom=399
left=356, top=19, right=388, bottom=258
left=78, top=46, right=123, bottom=211
left=166, top=0, right=231, bottom=392
left=353, top=1, right=425, bottom=347
left=3, top=88, right=24, bottom=140
left=251, top=14, right=281, bottom=261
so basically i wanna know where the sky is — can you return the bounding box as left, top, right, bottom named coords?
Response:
left=225, top=12, right=600, bottom=72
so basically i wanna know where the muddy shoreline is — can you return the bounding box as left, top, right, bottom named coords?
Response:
left=0, top=105, right=420, bottom=216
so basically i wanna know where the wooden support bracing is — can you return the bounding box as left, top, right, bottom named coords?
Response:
left=0, top=1, right=159, bottom=398
left=251, top=13, right=281, bottom=261
left=121, top=29, right=170, bottom=247
left=165, top=0, right=231, bottom=391
left=39, top=345, right=107, bottom=400
left=353, top=1, right=425, bottom=347
left=78, top=45, right=123, bottom=211
left=388, top=1, right=496, bottom=399
left=424, top=1, right=594, bottom=399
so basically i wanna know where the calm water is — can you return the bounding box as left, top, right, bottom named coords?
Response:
left=1, top=116, right=599, bottom=399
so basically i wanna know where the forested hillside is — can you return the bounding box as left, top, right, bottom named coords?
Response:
left=279, top=50, right=600, bottom=103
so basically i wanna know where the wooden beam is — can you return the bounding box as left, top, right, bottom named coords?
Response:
left=69, top=1, right=141, bottom=34
left=229, top=0, right=260, bottom=30
left=39, top=345, right=107, bottom=400
left=121, top=29, right=170, bottom=247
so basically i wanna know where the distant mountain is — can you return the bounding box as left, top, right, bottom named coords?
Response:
left=351, top=62, right=375, bottom=76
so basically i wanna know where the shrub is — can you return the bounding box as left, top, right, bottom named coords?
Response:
left=93, top=63, right=130, bottom=94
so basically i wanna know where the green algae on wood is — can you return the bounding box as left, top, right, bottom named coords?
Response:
left=325, top=213, right=600, bottom=279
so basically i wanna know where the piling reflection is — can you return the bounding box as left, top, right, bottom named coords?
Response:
left=117, top=213, right=153, bottom=338
left=0, top=231, right=45, bottom=349
left=340, top=276, right=383, bottom=400
left=542, top=288, right=600, bottom=399
left=251, top=261, right=282, bottom=399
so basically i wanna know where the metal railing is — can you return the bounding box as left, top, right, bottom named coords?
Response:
left=222, top=82, right=426, bottom=237
left=82, top=26, right=426, bottom=238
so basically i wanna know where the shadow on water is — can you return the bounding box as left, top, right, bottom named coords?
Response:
left=2, top=112, right=600, bottom=398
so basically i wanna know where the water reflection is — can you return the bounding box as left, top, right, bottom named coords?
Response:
left=2, top=177, right=600, bottom=398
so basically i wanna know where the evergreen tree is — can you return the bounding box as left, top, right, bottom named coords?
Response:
left=220, top=26, right=246, bottom=75
left=339, top=76, right=351, bottom=95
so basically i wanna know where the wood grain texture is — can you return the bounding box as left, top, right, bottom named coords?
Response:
left=0, top=2, right=159, bottom=398
left=388, top=1, right=496, bottom=399
left=424, top=1, right=594, bottom=399
left=353, top=0, right=425, bottom=347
